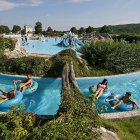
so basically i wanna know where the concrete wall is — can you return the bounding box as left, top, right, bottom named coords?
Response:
left=100, top=110, right=140, bottom=120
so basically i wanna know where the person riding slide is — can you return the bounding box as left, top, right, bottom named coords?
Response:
left=0, top=80, right=17, bottom=104
left=106, top=92, right=139, bottom=110
left=15, top=75, right=33, bottom=93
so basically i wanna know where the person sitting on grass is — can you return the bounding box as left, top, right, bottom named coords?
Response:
left=106, top=92, right=139, bottom=110
left=0, top=80, right=17, bottom=104
left=16, top=75, right=33, bottom=93
left=94, top=79, right=108, bottom=100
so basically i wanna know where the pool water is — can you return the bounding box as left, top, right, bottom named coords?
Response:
left=77, top=72, right=140, bottom=113
left=0, top=74, right=61, bottom=115
left=1, top=72, right=140, bottom=115
left=20, top=38, right=80, bottom=55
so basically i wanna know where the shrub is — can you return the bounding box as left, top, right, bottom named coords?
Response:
left=0, top=37, right=16, bottom=51
left=112, top=33, right=140, bottom=43
left=0, top=56, right=51, bottom=76
left=78, top=40, right=140, bottom=73
left=0, top=105, right=36, bottom=140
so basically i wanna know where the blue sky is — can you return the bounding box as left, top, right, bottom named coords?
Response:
left=0, top=0, right=140, bottom=30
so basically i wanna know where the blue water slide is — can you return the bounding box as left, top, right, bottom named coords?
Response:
left=63, top=38, right=69, bottom=47
left=74, top=39, right=83, bottom=45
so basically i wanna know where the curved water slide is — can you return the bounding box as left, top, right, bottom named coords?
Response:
left=63, top=38, right=69, bottom=47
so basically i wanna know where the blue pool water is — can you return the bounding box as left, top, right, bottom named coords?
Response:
left=1, top=72, right=140, bottom=114
left=77, top=72, right=140, bottom=113
left=0, top=74, right=61, bottom=115
left=20, top=38, right=80, bottom=55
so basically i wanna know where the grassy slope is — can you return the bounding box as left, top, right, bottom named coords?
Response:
left=102, top=118, right=140, bottom=140
left=115, top=118, right=140, bottom=140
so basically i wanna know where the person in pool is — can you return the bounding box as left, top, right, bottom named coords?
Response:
left=16, top=75, right=33, bottom=93
left=0, top=80, right=17, bottom=104
left=106, top=92, right=139, bottom=110
left=94, top=79, right=108, bottom=100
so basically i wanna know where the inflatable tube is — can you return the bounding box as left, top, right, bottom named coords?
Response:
left=0, top=91, right=23, bottom=108
left=107, top=94, right=137, bottom=111
left=19, top=81, right=38, bottom=95
left=89, top=85, right=96, bottom=94
left=89, top=85, right=111, bottom=99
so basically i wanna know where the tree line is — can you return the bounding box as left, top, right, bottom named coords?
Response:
left=0, top=21, right=113, bottom=35
left=0, top=22, right=140, bottom=36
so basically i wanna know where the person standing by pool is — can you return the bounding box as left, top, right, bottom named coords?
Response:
left=15, top=75, right=33, bottom=93
left=94, top=79, right=108, bottom=99
left=0, top=80, right=17, bottom=104
left=25, top=36, right=28, bottom=43
left=106, top=92, right=139, bottom=110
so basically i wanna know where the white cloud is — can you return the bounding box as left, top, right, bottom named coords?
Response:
left=0, top=0, right=44, bottom=11
left=0, top=0, right=93, bottom=11
left=0, top=1, right=18, bottom=11
left=29, top=0, right=44, bottom=6
left=69, top=0, right=92, bottom=3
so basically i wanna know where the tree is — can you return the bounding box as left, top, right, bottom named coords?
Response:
left=0, top=25, right=10, bottom=34
left=70, top=27, right=77, bottom=34
left=21, top=29, right=25, bottom=35
left=35, top=21, right=42, bottom=34
left=100, top=25, right=113, bottom=33
left=86, top=26, right=94, bottom=33
left=47, top=26, right=53, bottom=33
left=12, top=25, right=21, bottom=34
left=79, top=27, right=85, bottom=34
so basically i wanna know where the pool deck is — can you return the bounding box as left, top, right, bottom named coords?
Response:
left=100, top=110, right=140, bottom=120
left=1, top=110, right=140, bottom=120
left=29, top=53, right=53, bottom=58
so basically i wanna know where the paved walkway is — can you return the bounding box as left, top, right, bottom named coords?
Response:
left=100, top=110, right=140, bottom=120
left=29, top=53, right=53, bottom=58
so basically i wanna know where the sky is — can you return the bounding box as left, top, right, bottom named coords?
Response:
left=0, top=0, right=140, bottom=30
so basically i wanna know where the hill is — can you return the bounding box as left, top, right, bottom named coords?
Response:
left=96, top=23, right=140, bottom=34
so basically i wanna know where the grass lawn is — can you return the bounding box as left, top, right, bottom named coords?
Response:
left=103, top=117, right=140, bottom=140
left=114, top=118, right=140, bottom=140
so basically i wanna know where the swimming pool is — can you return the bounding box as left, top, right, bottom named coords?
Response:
left=0, top=74, right=61, bottom=115
left=77, top=72, right=140, bottom=113
left=1, top=72, right=140, bottom=115
left=20, top=38, right=80, bottom=55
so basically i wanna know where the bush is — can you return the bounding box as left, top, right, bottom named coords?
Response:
left=0, top=105, right=36, bottom=140
left=112, top=33, right=140, bottom=43
left=78, top=40, right=140, bottom=73
left=47, top=49, right=89, bottom=77
left=0, top=49, right=79, bottom=77
left=0, top=48, right=113, bottom=77
left=0, top=37, right=16, bottom=51
left=0, top=56, right=51, bottom=76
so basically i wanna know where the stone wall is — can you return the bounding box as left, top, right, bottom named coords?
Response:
left=4, top=41, right=29, bottom=58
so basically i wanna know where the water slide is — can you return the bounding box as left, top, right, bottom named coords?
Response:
left=74, top=39, right=83, bottom=45
left=63, top=38, right=69, bottom=47
left=57, top=35, right=84, bottom=47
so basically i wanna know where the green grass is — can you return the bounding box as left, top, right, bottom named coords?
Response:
left=88, top=67, right=114, bottom=77
left=102, top=118, right=140, bottom=140
left=115, top=118, right=140, bottom=140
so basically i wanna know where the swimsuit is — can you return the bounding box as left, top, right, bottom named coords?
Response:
left=99, top=84, right=106, bottom=90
